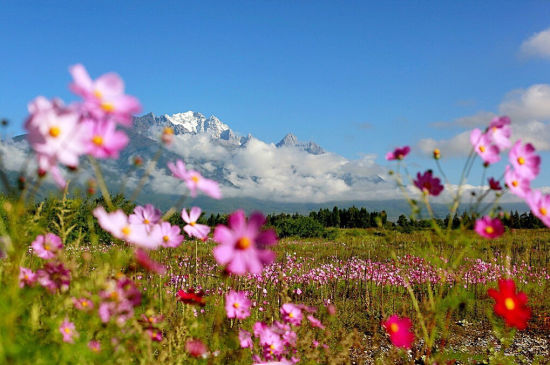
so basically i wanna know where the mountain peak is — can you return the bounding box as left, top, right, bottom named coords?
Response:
left=276, top=133, right=298, bottom=147
left=276, top=133, right=325, bottom=155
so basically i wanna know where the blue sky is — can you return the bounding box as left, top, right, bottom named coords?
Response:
left=1, top=1, right=550, bottom=185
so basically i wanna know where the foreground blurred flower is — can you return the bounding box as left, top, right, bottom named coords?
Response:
left=307, top=315, right=325, bottom=329
left=509, top=140, right=540, bottom=181
left=213, top=210, right=277, bottom=275
left=158, top=221, right=184, bottom=248
left=382, top=315, right=415, bottom=349
left=73, top=297, right=94, bottom=311
left=488, top=279, right=531, bottom=330
left=474, top=216, right=505, bottom=239
left=414, top=170, right=444, bottom=196
left=129, top=204, right=162, bottom=232
left=88, top=340, right=101, bottom=353
left=385, top=146, right=410, bottom=161
left=177, top=288, right=206, bottom=306
left=182, top=207, right=210, bottom=240
left=526, top=190, right=550, bottom=228
left=59, top=318, right=77, bottom=343
left=37, top=262, right=71, bottom=293
left=69, top=63, right=141, bottom=126
left=225, top=290, right=251, bottom=319
left=185, top=339, right=208, bottom=358
left=239, top=329, right=253, bottom=349
left=19, top=267, right=37, bottom=288
left=280, top=304, right=303, bottom=326
left=31, top=233, right=63, bottom=260
left=135, top=248, right=166, bottom=275
left=470, top=128, right=500, bottom=164
left=83, top=119, right=129, bottom=159
left=146, top=328, right=163, bottom=342
left=487, top=116, right=512, bottom=150
left=504, top=165, right=531, bottom=198
left=167, top=160, right=222, bottom=199
left=98, top=276, right=142, bottom=325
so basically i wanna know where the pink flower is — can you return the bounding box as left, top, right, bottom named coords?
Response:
left=225, top=290, right=251, bottom=319
left=129, top=204, right=162, bottom=231
left=487, top=116, right=512, bottom=150
left=98, top=276, right=142, bottom=324
left=69, top=64, right=141, bottom=126
left=474, top=216, right=505, bottom=239
left=258, top=328, right=285, bottom=360
left=470, top=129, right=500, bottom=164
left=280, top=303, right=303, bottom=326
left=182, top=207, right=210, bottom=240
left=167, top=160, right=222, bottom=199
left=19, top=267, right=37, bottom=288
left=36, top=262, right=71, bottom=293
left=488, top=177, right=502, bottom=191
left=73, top=297, right=94, bottom=311
left=504, top=165, right=531, bottom=198
left=185, top=339, right=208, bottom=358
left=158, top=222, right=184, bottom=248
left=306, top=315, right=325, bottom=329
left=31, top=233, right=63, bottom=260
left=135, top=248, right=167, bottom=275
left=93, top=207, right=161, bottom=249
left=413, top=170, right=444, bottom=196
left=83, top=119, right=129, bottom=159
left=509, top=140, right=540, bottom=181
left=382, top=315, right=415, bottom=349
left=88, top=340, right=101, bottom=352
left=239, top=329, right=254, bottom=349
left=213, top=210, right=277, bottom=275
left=385, top=146, right=410, bottom=161
left=59, top=318, right=77, bottom=343
left=526, top=190, right=550, bottom=227
left=145, top=328, right=163, bottom=342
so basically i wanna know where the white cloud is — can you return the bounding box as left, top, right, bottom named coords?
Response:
left=520, top=27, right=550, bottom=59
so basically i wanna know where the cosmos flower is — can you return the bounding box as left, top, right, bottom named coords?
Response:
left=525, top=190, right=550, bottom=228
left=504, top=165, right=531, bottom=199
left=509, top=140, right=540, bottom=181
left=177, top=288, right=206, bottom=306
left=134, top=248, right=166, bottom=275
left=213, top=210, right=277, bottom=275
left=487, top=116, right=512, bottom=150
left=413, top=170, right=444, bottom=196
left=382, top=315, right=415, bottom=349
left=488, top=177, right=502, bottom=191
left=19, top=267, right=37, bottom=288
left=280, top=304, right=303, bottom=326
left=474, top=216, right=505, bottom=240
left=98, top=276, right=142, bottom=325
left=167, top=160, right=222, bottom=199
left=239, top=329, right=254, bottom=349
left=225, top=290, right=251, bottom=320
left=36, top=262, right=71, bottom=293
left=83, top=119, right=129, bottom=159
left=69, top=64, right=141, bottom=126
left=157, top=221, right=184, bottom=248
left=306, top=315, right=325, bottom=329
left=182, top=207, right=210, bottom=240
left=59, top=318, right=77, bottom=343
left=31, top=233, right=63, bottom=260
left=88, top=340, right=101, bottom=353
left=185, top=339, right=208, bottom=358
left=73, top=297, right=94, bottom=311
left=470, top=128, right=500, bottom=164
left=385, top=146, right=410, bottom=161
left=488, top=279, right=531, bottom=330
left=128, top=204, right=162, bottom=232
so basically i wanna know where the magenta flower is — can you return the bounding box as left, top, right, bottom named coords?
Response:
left=88, top=340, right=101, bottom=353
left=385, top=146, right=410, bottom=161
left=225, top=290, right=251, bottom=319
left=213, top=210, right=277, bottom=275
left=135, top=248, right=167, bottom=275
left=69, top=64, right=141, bottom=126
left=488, top=177, right=502, bottom=191
left=98, top=276, right=142, bottom=325
left=306, top=315, right=325, bottom=329
left=474, top=216, right=505, bottom=239
left=59, top=318, right=77, bottom=343
left=470, top=129, right=500, bottom=164
left=185, top=339, right=208, bottom=358
left=93, top=207, right=161, bottom=249
left=167, top=160, right=222, bottom=199
left=239, top=329, right=253, bottom=349
left=182, top=207, right=211, bottom=240
left=280, top=303, right=303, bottom=326
left=258, top=328, right=285, bottom=360
left=504, top=165, right=531, bottom=198
left=413, top=170, right=444, bottom=196
left=36, top=262, right=71, bottom=293
left=19, top=267, right=37, bottom=288
left=73, top=297, right=94, bottom=311
left=145, top=328, right=163, bottom=342
left=382, top=315, right=415, bottom=349
left=526, top=190, right=550, bottom=227
left=509, top=140, right=540, bottom=181
left=83, top=119, right=129, bottom=159
left=129, top=204, right=162, bottom=231
left=31, top=233, right=63, bottom=260
left=158, top=222, right=184, bottom=248
left=487, top=116, right=512, bottom=150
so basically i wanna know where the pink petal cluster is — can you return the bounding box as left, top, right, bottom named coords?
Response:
left=239, top=329, right=254, bottom=349
left=88, top=340, right=101, bottom=352
left=31, top=233, right=63, bottom=260
left=36, top=262, right=71, bottom=293
left=73, top=297, right=94, bottom=311
left=135, top=248, right=167, bottom=275
left=487, top=116, right=512, bottom=150
left=280, top=303, right=303, bottom=326
left=382, top=315, right=415, bottom=349
left=385, top=146, right=410, bottom=161
left=19, top=267, right=37, bottom=288
left=225, top=290, right=251, bottom=319
left=470, top=128, right=500, bottom=164
left=509, top=140, right=540, bottom=180
left=413, top=170, right=444, bottom=196
left=182, top=207, right=210, bottom=240
left=526, top=190, right=550, bottom=227
left=158, top=221, right=184, bottom=248
left=474, top=216, right=505, bottom=239
left=213, top=210, right=277, bottom=275
left=167, top=160, right=222, bottom=199
left=505, top=166, right=530, bottom=198
left=248, top=319, right=301, bottom=363
left=98, top=276, right=142, bottom=325
left=59, top=318, right=77, bottom=343
left=129, top=204, right=162, bottom=231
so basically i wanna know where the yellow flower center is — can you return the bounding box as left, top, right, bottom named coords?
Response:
left=101, top=102, right=115, bottom=112
left=94, top=90, right=103, bottom=99
left=512, top=180, right=518, bottom=187
left=191, top=175, right=200, bottom=183
left=82, top=301, right=88, bottom=307
left=110, top=291, right=119, bottom=300
left=190, top=221, right=196, bottom=227
left=148, top=317, right=154, bottom=323
left=143, top=219, right=150, bottom=224
left=236, top=237, right=251, bottom=250
left=49, top=126, right=61, bottom=138
left=64, top=327, right=71, bottom=334
left=485, top=226, right=494, bottom=234
left=92, top=135, right=103, bottom=146
left=233, top=302, right=240, bottom=308
left=163, top=235, right=170, bottom=242
left=289, top=312, right=294, bottom=318
left=479, top=145, right=486, bottom=153
left=517, top=156, right=525, bottom=165
left=270, top=344, right=275, bottom=350
left=390, top=323, right=399, bottom=333
left=539, top=207, right=547, bottom=216
left=505, top=298, right=515, bottom=310
left=121, top=226, right=131, bottom=236
left=24, top=274, right=29, bottom=280
left=163, top=127, right=174, bottom=135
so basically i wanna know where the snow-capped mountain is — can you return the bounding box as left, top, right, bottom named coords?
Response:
left=276, top=133, right=325, bottom=155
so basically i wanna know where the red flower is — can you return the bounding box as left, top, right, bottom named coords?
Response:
left=382, top=315, right=415, bottom=349
left=488, top=177, right=502, bottom=191
left=414, top=170, right=444, bottom=196
left=177, top=289, right=206, bottom=306
left=185, top=339, right=207, bottom=358
left=488, top=279, right=531, bottom=330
